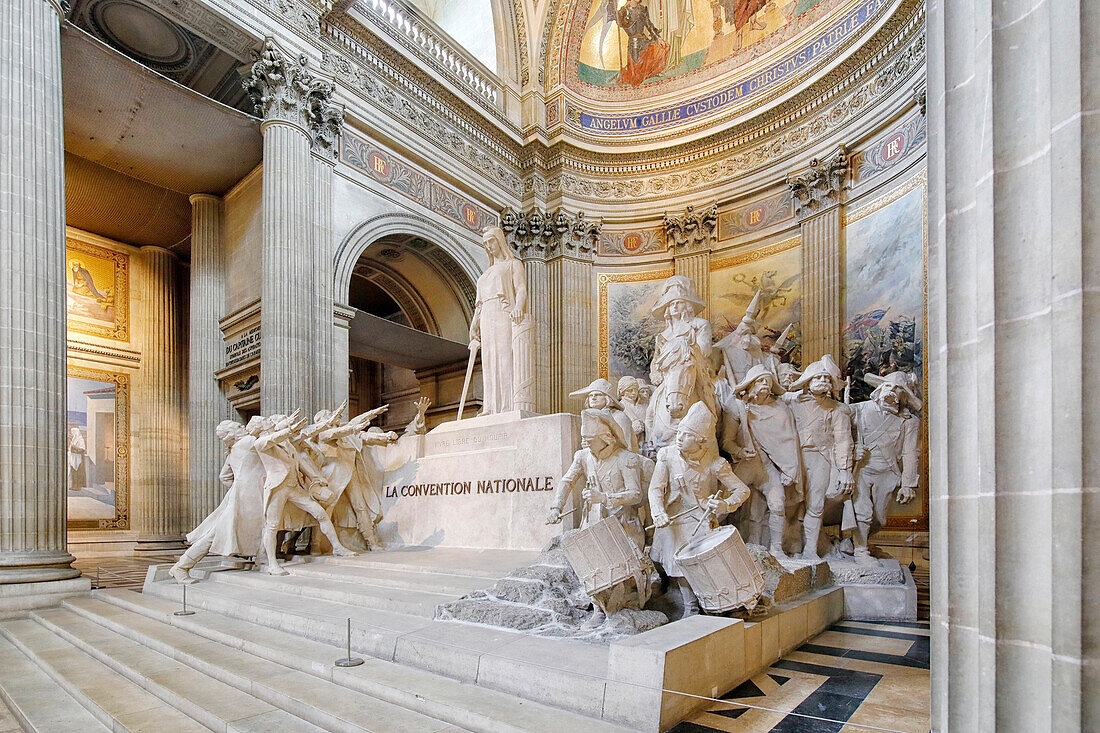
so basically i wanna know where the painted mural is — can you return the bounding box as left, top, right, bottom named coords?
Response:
left=599, top=270, right=673, bottom=379
left=710, top=237, right=802, bottom=365
left=554, top=0, right=891, bottom=134
left=843, top=175, right=925, bottom=403
left=66, top=235, right=129, bottom=341
left=67, top=367, right=130, bottom=529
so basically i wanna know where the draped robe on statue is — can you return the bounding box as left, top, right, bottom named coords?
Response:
left=473, top=257, right=533, bottom=414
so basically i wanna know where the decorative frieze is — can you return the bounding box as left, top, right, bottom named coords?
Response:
left=664, top=204, right=718, bottom=254
left=501, top=208, right=601, bottom=262
left=787, top=146, right=850, bottom=218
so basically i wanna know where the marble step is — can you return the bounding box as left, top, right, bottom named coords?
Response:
left=141, top=575, right=616, bottom=721
left=208, top=568, right=456, bottom=618
left=58, top=596, right=463, bottom=733
left=299, top=548, right=541, bottom=579
left=0, top=617, right=211, bottom=732
left=93, top=589, right=631, bottom=733
left=0, top=633, right=111, bottom=732
left=285, top=561, right=495, bottom=596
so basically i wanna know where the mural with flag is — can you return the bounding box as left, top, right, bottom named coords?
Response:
left=844, top=180, right=925, bottom=402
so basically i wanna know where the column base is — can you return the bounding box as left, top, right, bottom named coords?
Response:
left=134, top=537, right=185, bottom=552
left=0, top=577, right=91, bottom=617
left=0, top=551, right=81, bottom=584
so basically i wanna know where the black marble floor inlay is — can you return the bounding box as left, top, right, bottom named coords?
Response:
left=723, top=678, right=767, bottom=698
left=830, top=624, right=929, bottom=642
left=798, top=642, right=930, bottom=670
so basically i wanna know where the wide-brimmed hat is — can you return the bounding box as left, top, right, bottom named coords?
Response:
left=789, top=354, right=843, bottom=394
left=676, top=401, right=716, bottom=440
left=569, top=378, right=623, bottom=409
left=650, top=275, right=706, bottom=318
left=580, top=408, right=628, bottom=449
left=864, top=371, right=922, bottom=411
left=733, top=364, right=784, bottom=397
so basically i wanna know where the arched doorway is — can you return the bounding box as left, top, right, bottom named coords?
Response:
left=342, top=232, right=480, bottom=431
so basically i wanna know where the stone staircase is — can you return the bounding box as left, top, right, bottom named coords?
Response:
left=0, top=549, right=635, bottom=732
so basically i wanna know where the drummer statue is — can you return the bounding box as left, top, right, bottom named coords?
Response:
left=548, top=409, right=651, bottom=627
left=649, top=401, right=752, bottom=616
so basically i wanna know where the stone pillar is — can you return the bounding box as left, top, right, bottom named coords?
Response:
left=665, top=204, right=718, bottom=314
left=788, top=147, right=849, bottom=364
left=187, top=194, right=230, bottom=527
left=0, top=0, right=81, bottom=585
left=246, top=40, right=340, bottom=415
left=309, top=99, right=343, bottom=412
left=927, top=0, right=1098, bottom=730
left=331, top=303, right=356, bottom=407
left=133, top=246, right=186, bottom=550
left=503, top=209, right=600, bottom=414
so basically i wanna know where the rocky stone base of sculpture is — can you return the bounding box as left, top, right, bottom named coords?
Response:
left=754, top=546, right=834, bottom=604
left=827, top=555, right=907, bottom=585
left=436, top=538, right=668, bottom=642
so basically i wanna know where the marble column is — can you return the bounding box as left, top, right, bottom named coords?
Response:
left=504, top=209, right=601, bottom=414
left=133, top=246, right=186, bottom=549
left=187, top=195, right=230, bottom=527
left=309, top=100, right=343, bottom=413
left=246, top=40, right=339, bottom=415
left=927, top=0, right=1098, bottom=730
left=788, top=147, right=848, bottom=364
left=666, top=204, right=718, bottom=315
left=0, top=0, right=81, bottom=584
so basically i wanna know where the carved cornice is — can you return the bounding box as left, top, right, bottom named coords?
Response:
left=246, top=39, right=345, bottom=157
left=787, top=146, right=850, bottom=218
left=501, top=207, right=601, bottom=262
left=665, top=204, right=718, bottom=254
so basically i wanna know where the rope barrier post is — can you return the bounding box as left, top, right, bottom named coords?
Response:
left=334, top=617, right=364, bottom=667
left=173, top=584, right=196, bottom=616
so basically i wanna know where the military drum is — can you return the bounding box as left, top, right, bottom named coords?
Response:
left=560, top=516, right=652, bottom=614
left=674, top=526, right=764, bottom=613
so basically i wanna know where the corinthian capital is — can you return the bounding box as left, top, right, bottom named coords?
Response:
left=787, top=145, right=850, bottom=218
left=665, top=203, right=718, bottom=253
left=501, top=207, right=601, bottom=262
left=245, top=40, right=344, bottom=156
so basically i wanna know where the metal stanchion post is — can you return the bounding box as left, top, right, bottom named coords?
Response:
left=334, top=617, right=363, bottom=667
left=174, top=584, right=196, bottom=616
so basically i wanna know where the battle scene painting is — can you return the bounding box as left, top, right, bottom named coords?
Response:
left=574, top=0, right=841, bottom=90
left=844, top=183, right=925, bottom=403
left=709, top=239, right=802, bottom=367
left=600, top=272, right=672, bottom=380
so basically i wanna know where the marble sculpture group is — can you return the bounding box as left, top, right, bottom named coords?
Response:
left=177, top=254, right=919, bottom=623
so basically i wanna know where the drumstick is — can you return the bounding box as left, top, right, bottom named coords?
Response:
left=644, top=506, right=696, bottom=531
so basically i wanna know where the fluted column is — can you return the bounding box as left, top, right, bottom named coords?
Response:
left=788, top=148, right=849, bottom=363
left=133, top=246, right=186, bottom=549
left=503, top=209, right=601, bottom=414
left=927, top=0, right=1098, bottom=730
left=246, top=40, right=341, bottom=415
left=187, top=195, right=230, bottom=526
left=0, top=0, right=80, bottom=584
left=309, top=101, right=342, bottom=413
left=666, top=204, right=717, bottom=315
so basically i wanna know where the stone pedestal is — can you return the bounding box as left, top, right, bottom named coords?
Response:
left=379, top=411, right=580, bottom=551
left=827, top=557, right=916, bottom=621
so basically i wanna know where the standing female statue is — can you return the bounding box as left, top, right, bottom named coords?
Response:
left=468, top=227, right=535, bottom=414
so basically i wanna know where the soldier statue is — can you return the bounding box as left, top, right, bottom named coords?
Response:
left=851, top=371, right=921, bottom=562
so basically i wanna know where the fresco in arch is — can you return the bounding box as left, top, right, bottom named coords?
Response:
left=844, top=184, right=925, bottom=403
left=709, top=241, right=802, bottom=367
left=574, top=0, right=841, bottom=90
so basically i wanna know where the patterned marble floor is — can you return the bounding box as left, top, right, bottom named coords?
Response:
left=73, top=551, right=183, bottom=589
left=671, top=620, right=930, bottom=733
